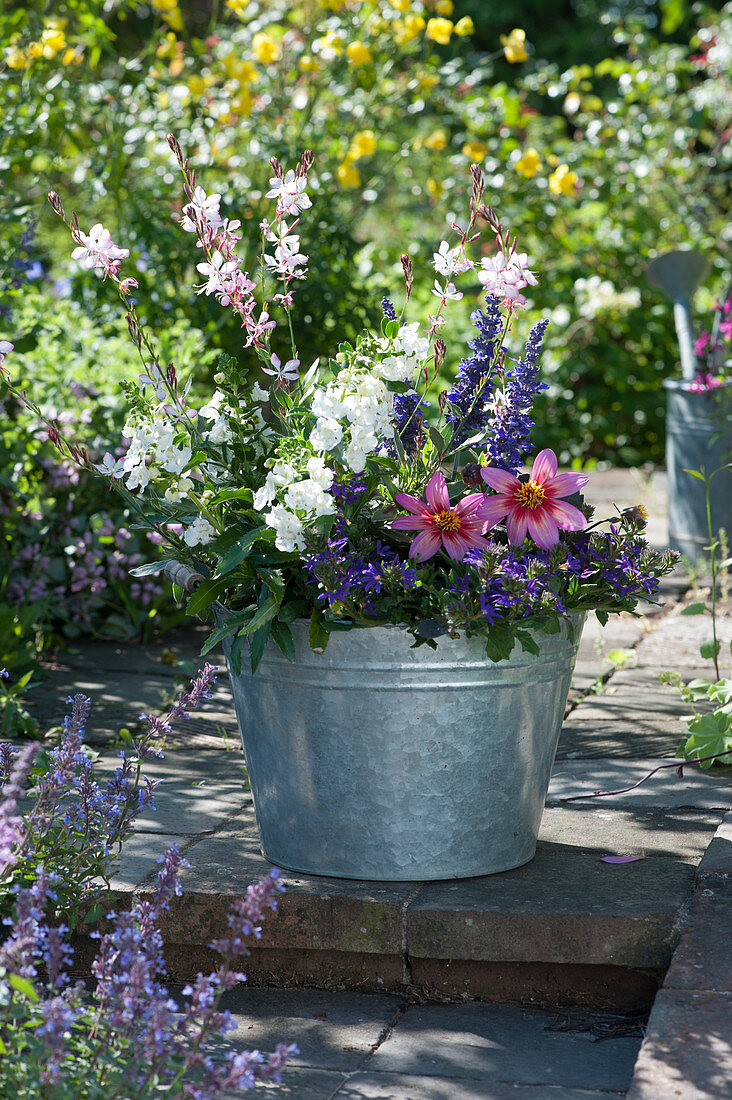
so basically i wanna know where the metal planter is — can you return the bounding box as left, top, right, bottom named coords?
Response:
left=224, top=614, right=585, bottom=881
left=664, top=379, right=732, bottom=561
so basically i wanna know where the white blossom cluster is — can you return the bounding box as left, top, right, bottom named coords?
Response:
left=253, top=456, right=336, bottom=553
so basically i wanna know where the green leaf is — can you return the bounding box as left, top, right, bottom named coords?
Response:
left=516, top=629, right=540, bottom=657
left=207, top=487, right=254, bottom=505
left=700, top=640, right=721, bottom=661
left=595, top=610, right=609, bottom=626
left=680, top=710, right=732, bottom=769
left=483, top=625, right=516, bottom=663
left=215, top=528, right=272, bottom=577
left=83, top=902, right=106, bottom=925
left=129, top=559, right=176, bottom=578
left=8, top=974, right=39, bottom=1002
left=660, top=0, right=685, bottom=34
left=236, top=593, right=280, bottom=639
left=200, top=611, right=255, bottom=655
left=429, top=426, right=446, bottom=454
left=682, top=469, right=707, bottom=482
left=186, top=577, right=231, bottom=616
left=309, top=606, right=330, bottom=653
left=681, top=602, right=708, bottom=616
left=271, top=620, right=296, bottom=662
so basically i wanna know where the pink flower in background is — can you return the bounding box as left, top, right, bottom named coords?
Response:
left=0, top=341, right=13, bottom=367
left=480, top=448, right=588, bottom=549
left=391, top=470, right=492, bottom=561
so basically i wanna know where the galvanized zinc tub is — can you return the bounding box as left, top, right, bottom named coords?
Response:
left=664, top=378, right=732, bottom=561
left=224, top=614, right=585, bottom=881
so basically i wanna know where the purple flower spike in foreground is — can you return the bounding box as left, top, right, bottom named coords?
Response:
left=480, top=448, right=588, bottom=550
left=392, top=470, right=492, bottom=562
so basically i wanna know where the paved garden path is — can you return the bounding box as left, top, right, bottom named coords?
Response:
left=23, top=468, right=732, bottom=1097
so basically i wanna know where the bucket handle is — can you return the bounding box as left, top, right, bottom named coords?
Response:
left=162, top=560, right=230, bottom=623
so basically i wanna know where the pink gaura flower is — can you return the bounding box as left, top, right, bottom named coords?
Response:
left=391, top=470, right=492, bottom=562
left=480, top=448, right=588, bottom=550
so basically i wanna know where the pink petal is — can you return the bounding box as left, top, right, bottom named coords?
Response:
left=545, top=499, right=587, bottom=531
left=391, top=515, right=431, bottom=531
left=455, top=492, right=490, bottom=516
left=600, top=855, right=644, bottom=864
left=546, top=471, right=589, bottom=498
left=530, top=448, right=558, bottom=485
left=441, top=532, right=472, bottom=560
left=409, top=528, right=443, bottom=561
left=425, top=470, right=450, bottom=513
left=481, top=467, right=519, bottom=494
left=526, top=509, right=560, bottom=550
left=479, top=496, right=512, bottom=529
left=506, top=508, right=529, bottom=545
left=393, top=492, right=430, bottom=517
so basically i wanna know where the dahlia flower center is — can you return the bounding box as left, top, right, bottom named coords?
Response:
left=515, top=481, right=546, bottom=510
left=433, top=508, right=461, bottom=532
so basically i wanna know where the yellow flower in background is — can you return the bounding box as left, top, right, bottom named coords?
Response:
left=416, top=71, right=439, bottom=92
left=424, top=128, right=447, bottom=151
left=425, top=17, right=453, bottom=45
left=346, top=41, right=373, bottom=65
left=435, top=0, right=454, bottom=14
left=390, top=0, right=411, bottom=10
left=349, top=130, right=377, bottom=159
left=230, top=89, right=253, bottom=115
left=500, top=28, right=528, bottom=63
left=548, top=164, right=578, bottom=195
left=41, top=24, right=66, bottom=57
left=426, top=177, right=443, bottom=198
left=28, top=41, right=44, bottom=59
left=299, top=55, right=320, bottom=72
left=156, top=32, right=179, bottom=59
left=314, top=31, right=344, bottom=57
left=222, top=54, right=258, bottom=83
left=5, top=46, right=29, bottom=69
left=157, top=91, right=171, bottom=109
left=225, top=0, right=249, bottom=13
left=62, top=47, right=82, bottom=66
left=187, top=74, right=207, bottom=96
left=152, top=0, right=184, bottom=31
left=515, top=147, right=541, bottom=178
left=462, top=140, right=487, bottom=162
left=323, top=0, right=348, bottom=9
left=169, top=56, right=185, bottom=77
left=454, top=16, right=474, bottom=36
left=252, top=32, right=281, bottom=63
left=393, top=15, right=425, bottom=45
left=337, top=159, right=361, bottom=188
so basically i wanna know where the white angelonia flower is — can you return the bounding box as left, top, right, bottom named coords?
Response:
left=253, top=472, right=278, bottom=511
left=306, top=455, right=334, bottom=490
left=206, top=416, right=232, bottom=445
left=310, top=418, right=343, bottom=451
left=125, top=462, right=152, bottom=492
left=159, top=444, right=193, bottom=476
left=199, top=391, right=227, bottom=421
left=375, top=354, right=412, bottom=382
left=250, top=381, right=269, bottom=402
left=164, top=477, right=194, bottom=503
left=399, top=323, right=430, bottom=360
left=264, top=504, right=305, bottom=552
left=183, top=516, right=216, bottom=547
left=285, top=479, right=336, bottom=516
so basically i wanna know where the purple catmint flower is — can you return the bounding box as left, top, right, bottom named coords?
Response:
left=387, top=389, right=430, bottom=457
left=0, top=742, right=39, bottom=874
left=381, top=296, right=397, bottom=320
left=211, top=869, right=285, bottom=956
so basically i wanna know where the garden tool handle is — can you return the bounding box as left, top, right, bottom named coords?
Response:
left=163, top=560, right=206, bottom=593
left=674, top=297, right=698, bottom=382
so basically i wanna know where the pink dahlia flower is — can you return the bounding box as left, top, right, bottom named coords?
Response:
left=480, top=449, right=588, bottom=550
left=392, top=470, right=492, bottom=562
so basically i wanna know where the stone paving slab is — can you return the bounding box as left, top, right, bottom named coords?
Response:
left=217, top=990, right=642, bottom=1099
left=548, top=758, right=732, bottom=810
left=625, top=988, right=732, bottom=1100
left=663, top=881, right=732, bottom=993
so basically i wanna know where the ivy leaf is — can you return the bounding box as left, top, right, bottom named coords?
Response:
left=309, top=606, right=330, bottom=653
left=484, top=625, right=516, bottom=663
left=415, top=618, right=447, bottom=639
left=680, top=711, right=732, bottom=770
left=516, top=629, right=540, bottom=656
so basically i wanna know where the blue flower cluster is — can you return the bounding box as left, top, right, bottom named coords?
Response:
left=445, top=294, right=503, bottom=447
left=304, top=536, right=417, bottom=613
left=381, top=296, right=397, bottom=320
left=483, top=320, right=549, bottom=473
left=452, top=528, right=663, bottom=627
left=388, top=389, right=430, bottom=456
